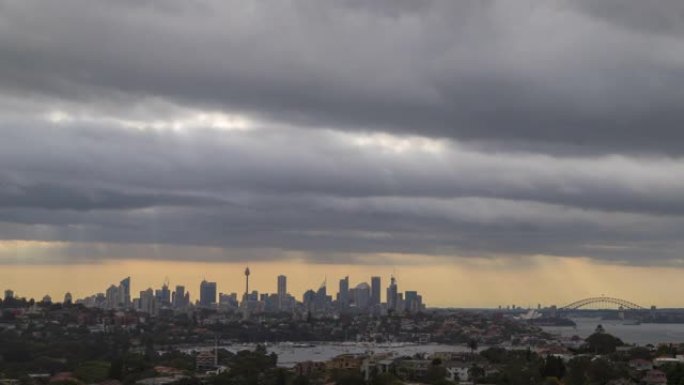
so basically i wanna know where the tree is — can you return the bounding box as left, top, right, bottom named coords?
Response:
left=468, top=364, right=485, bottom=384
left=292, top=376, right=309, bottom=385
left=585, top=332, right=624, bottom=354
left=371, top=373, right=403, bottom=385
left=499, top=359, right=543, bottom=385
left=467, top=338, right=478, bottom=354
left=334, top=372, right=365, bottom=385
left=541, top=356, right=565, bottom=380
left=586, top=357, right=623, bottom=385
left=627, top=347, right=652, bottom=360
left=480, top=347, right=507, bottom=364
left=426, top=360, right=447, bottom=385
left=109, top=358, right=124, bottom=380
left=661, top=363, right=684, bottom=385
left=656, top=343, right=678, bottom=357
left=175, top=377, right=202, bottom=385
left=565, top=356, right=591, bottom=385
left=74, top=361, right=110, bottom=383
left=274, top=369, right=287, bottom=385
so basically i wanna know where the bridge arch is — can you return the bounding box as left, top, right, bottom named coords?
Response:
left=559, top=296, right=644, bottom=310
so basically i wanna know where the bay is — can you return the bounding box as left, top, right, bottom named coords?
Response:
left=541, top=317, right=684, bottom=346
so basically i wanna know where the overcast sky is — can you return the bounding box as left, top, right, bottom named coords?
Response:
left=2, top=0, right=684, bottom=282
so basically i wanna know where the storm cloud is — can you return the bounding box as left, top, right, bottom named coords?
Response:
left=0, top=0, right=683, bottom=265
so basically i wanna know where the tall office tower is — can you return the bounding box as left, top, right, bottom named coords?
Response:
left=160, top=281, right=171, bottom=305
left=4, top=289, right=14, bottom=301
left=63, top=292, right=73, bottom=305
left=95, top=293, right=106, bottom=308
left=199, top=280, right=217, bottom=307
left=404, top=290, right=422, bottom=313
left=119, top=277, right=131, bottom=307
left=317, top=280, right=327, bottom=298
left=106, top=284, right=119, bottom=309
left=219, top=293, right=239, bottom=311
left=354, top=282, right=371, bottom=310
left=370, top=276, right=381, bottom=306
left=396, top=293, right=405, bottom=313
left=139, top=288, right=156, bottom=314
left=303, top=289, right=316, bottom=312
left=315, top=280, right=328, bottom=312
left=277, top=275, right=287, bottom=310
left=338, top=276, right=349, bottom=311
left=386, top=275, right=398, bottom=312
left=174, top=285, right=186, bottom=309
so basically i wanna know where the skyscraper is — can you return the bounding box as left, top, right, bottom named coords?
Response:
left=303, top=289, right=316, bottom=312
left=338, top=276, right=349, bottom=311
left=199, top=280, right=217, bottom=307
left=404, top=290, right=422, bottom=313
left=277, top=275, right=287, bottom=310
left=314, top=280, right=329, bottom=313
left=140, top=288, right=156, bottom=314
left=387, top=275, right=398, bottom=312
left=174, top=285, right=186, bottom=309
left=106, top=284, right=119, bottom=309
left=354, top=282, right=371, bottom=310
left=119, top=277, right=131, bottom=308
left=370, top=276, right=381, bottom=306
left=160, top=281, right=171, bottom=305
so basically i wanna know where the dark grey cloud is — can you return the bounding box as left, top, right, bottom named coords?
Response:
left=1, top=1, right=684, bottom=153
left=0, top=0, right=683, bottom=266
left=0, top=182, right=220, bottom=211
left=571, top=0, right=684, bottom=37
left=0, top=119, right=683, bottom=265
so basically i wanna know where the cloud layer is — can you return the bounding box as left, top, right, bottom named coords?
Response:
left=0, top=0, right=683, bottom=265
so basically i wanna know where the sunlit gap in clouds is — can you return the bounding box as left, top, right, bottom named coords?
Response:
left=44, top=108, right=254, bottom=133
left=345, top=132, right=447, bottom=155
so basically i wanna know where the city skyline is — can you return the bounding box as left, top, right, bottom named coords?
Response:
left=3, top=268, right=426, bottom=318
left=8, top=268, right=648, bottom=313
left=0, top=258, right=675, bottom=309
left=6, top=268, right=422, bottom=308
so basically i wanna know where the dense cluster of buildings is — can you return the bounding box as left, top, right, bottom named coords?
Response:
left=299, top=275, right=423, bottom=316
left=55, top=269, right=425, bottom=318
left=6, top=284, right=683, bottom=385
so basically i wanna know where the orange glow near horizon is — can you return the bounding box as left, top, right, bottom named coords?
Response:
left=0, top=256, right=681, bottom=308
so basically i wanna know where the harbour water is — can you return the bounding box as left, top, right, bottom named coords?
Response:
left=541, top=317, right=684, bottom=346
left=176, top=318, right=684, bottom=368
left=271, top=343, right=473, bottom=367
left=182, top=342, right=472, bottom=367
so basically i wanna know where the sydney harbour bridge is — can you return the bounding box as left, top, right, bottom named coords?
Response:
left=516, top=296, right=681, bottom=324
left=558, top=296, right=646, bottom=311
left=534, top=295, right=657, bottom=322
left=513, top=295, right=657, bottom=324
